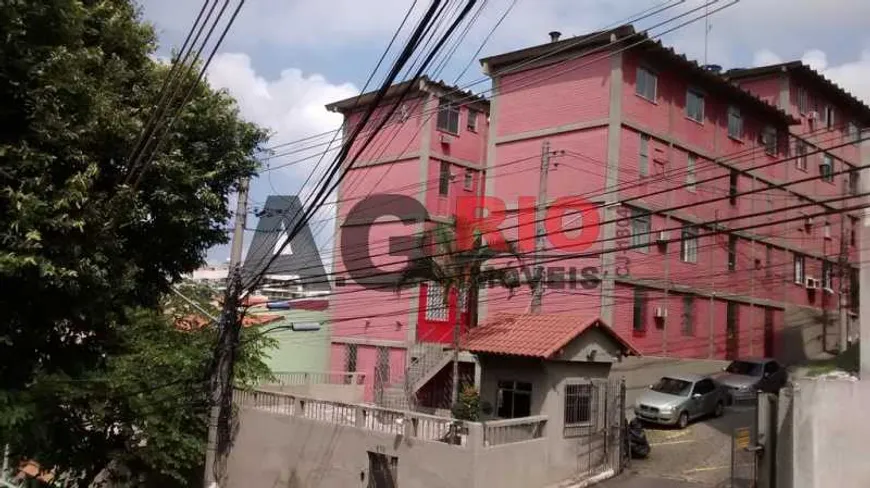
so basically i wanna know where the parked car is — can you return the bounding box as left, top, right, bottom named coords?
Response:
left=633, top=374, right=727, bottom=429
left=714, top=358, right=787, bottom=404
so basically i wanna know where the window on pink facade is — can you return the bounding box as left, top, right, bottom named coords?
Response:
left=636, top=67, right=657, bottom=101
left=437, top=97, right=460, bottom=134
left=797, top=87, right=809, bottom=115
left=794, top=254, right=805, bottom=285
left=686, top=154, right=697, bottom=192
left=761, top=126, right=777, bottom=155
left=795, top=140, right=808, bottom=171
left=467, top=109, right=479, bottom=132
left=727, top=106, right=743, bottom=139
left=639, top=133, right=650, bottom=177
left=425, top=282, right=448, bottom=321
left=686, top=88, right=705, bottom=122
left=439, top=161, right=451, bottom=196
left=680, top=225, right=698, bottom=263
left=820, top=154, right=834, bottom=183
left=682, top=295, right=695, bottom=336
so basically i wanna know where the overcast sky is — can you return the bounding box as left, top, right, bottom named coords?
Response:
left=139, top=0, right=870, bottom=266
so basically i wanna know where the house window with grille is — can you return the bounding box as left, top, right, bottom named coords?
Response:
left=636, top=67, right=657, bottom=101
left=639, top=133, right=650, bottom=177
left=825, top=106, right=835, bottom=129
left=436, top=97, right=459, bottom=134
left=796, top=140, right=808, bottom=171
left=794, top=254, right=805, bottom=285
left=497, top=380, right=532, bottom=418
left=631, top=208, right=650, bottom=252
left=439, top=161, right=451, bottom=196
left=849, top=170, right=859, bottom=195
left=820, top=154, right=834, bottom=183
left=425, top=282, right=447, bottom=321
left=633, top=287, right=647, bottom=333
left=727, top=106, right=743, bottom=139
left=682, top=295, right=695, bottom=336
left=564, top=383, right=593, bottom=437
left=686, top=88, right=705, bottom=122
left=686, top=154, right=697, bottom=192
left=681, top=225, right=698, bottom=263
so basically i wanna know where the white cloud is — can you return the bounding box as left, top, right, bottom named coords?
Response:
left=747, top=47, right=870, bottom=104
left=823, top=49, right=870, bottom=105
left=752, top=49, right=783, bottom=67
left=801, top=49, right=828, bottom=72
left=204, top=53, right=358, bottom=265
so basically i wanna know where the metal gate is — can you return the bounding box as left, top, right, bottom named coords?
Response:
left=729, top=390, right=769, bottom=488
left=566, top=379, right=626, bottom=479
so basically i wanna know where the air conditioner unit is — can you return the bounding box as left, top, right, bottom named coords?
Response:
left=654, top=307, right=668, bottom=318
left=823, top=286, right=834, bottom=294
left=657, top=230, right=669, bottom=243
left=805, top=216, right=814, bottom=228
left=824, top=226, right=832, bottom=239
left=807, top=111, right=819, bottom=120
left=805, top=277, right=819, bottom=289
left=440, top=134, right=454, bottom=144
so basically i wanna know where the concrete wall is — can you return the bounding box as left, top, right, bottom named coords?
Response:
left=776, top=378, right=870, bottom=488
left=227, top=407, right=552, bottom=488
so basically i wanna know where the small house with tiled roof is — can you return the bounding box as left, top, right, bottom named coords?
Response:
left=463, top=312, right=638, bottom=481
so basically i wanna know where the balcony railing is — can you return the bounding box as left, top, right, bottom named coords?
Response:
left=482, top=416, right=548, bottom=446
left=234, top=388, right=548, bottom=449
left=266, top=371, right=366, bottom=386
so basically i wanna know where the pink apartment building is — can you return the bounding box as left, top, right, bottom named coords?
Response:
left=326, top=77, right=490, bottom=405
left=325, top=26, right=868, bottom=406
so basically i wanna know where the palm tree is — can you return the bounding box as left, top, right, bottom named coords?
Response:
left=396, top=224, right=526, bottom=408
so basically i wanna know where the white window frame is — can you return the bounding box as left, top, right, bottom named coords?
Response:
left=794, top=255, right=805, bottom=285
left=727, top=106, right=743, bottom=139
left=820, top=154, right=834, bottom=183
left=436, top=97, right=460, bottom=134
left=636, top=66, right=657, bottom=102
left=795, top=140, right=808, bottom=171
left=680, top=225, right=698, bottom=263
left=686, top=88, right=705, bottom=123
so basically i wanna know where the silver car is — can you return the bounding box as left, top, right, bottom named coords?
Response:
left=634, top=374, right=727, bottom=429
left=714, top=358, right=787, bottom=404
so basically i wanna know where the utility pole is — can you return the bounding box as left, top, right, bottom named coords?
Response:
left=530, top=141, right=551, bottom=314
left=204, top=177, right=249, bottom=488
left=838, top=176, right=850, bottom=353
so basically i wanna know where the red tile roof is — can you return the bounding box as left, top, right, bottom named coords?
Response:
left=462, top=313, right=640, bottom=359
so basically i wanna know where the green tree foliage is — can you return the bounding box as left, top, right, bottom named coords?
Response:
left=0, top=0, right=270, bottom=484
left=450, top=385, right=481, bottom=422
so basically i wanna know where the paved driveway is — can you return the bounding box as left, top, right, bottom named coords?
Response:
left=608, top=356, right=754, bottom=487
left=619, top=404, right=756, bottom=487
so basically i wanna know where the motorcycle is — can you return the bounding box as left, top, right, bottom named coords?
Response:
left=624, top=417, right=651, bottom=459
